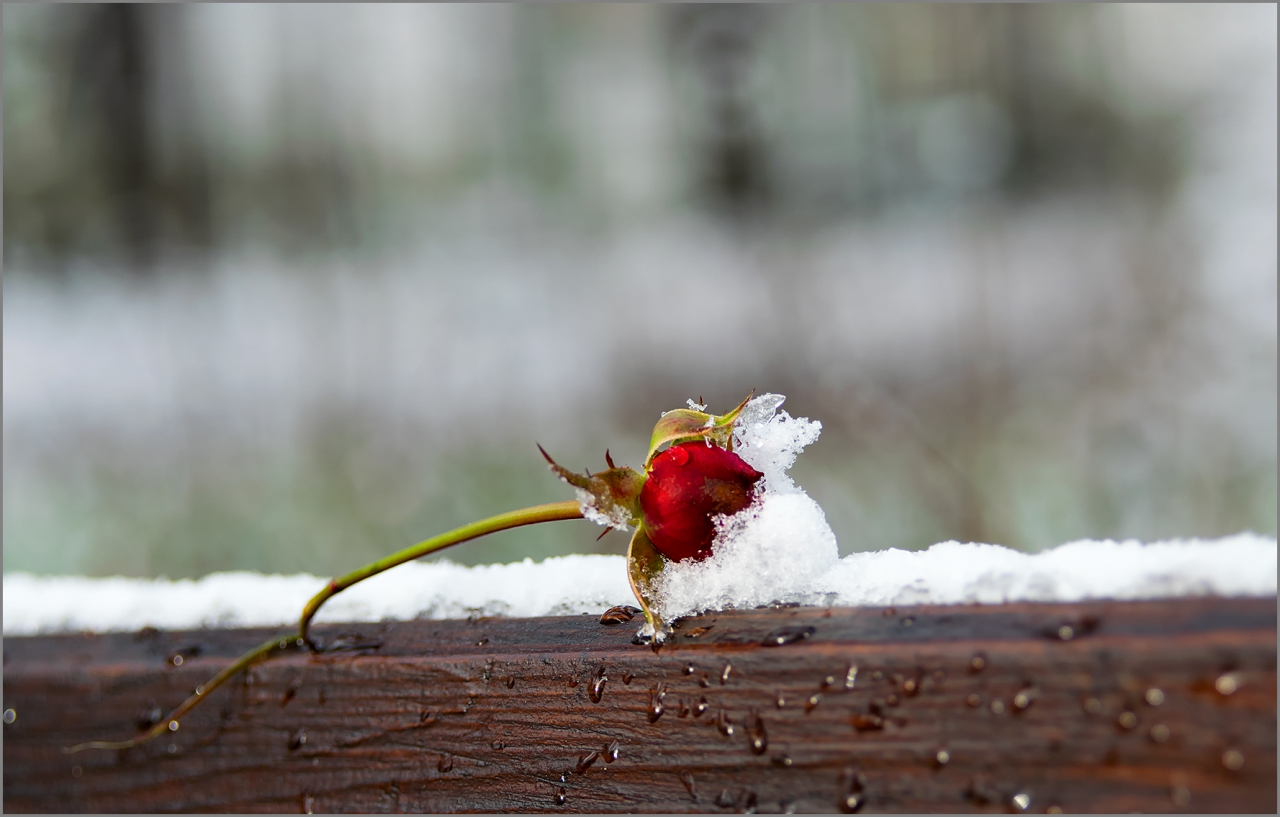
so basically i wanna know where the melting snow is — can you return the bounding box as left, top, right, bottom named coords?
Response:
left=3, top=393, right=1275, bottom=636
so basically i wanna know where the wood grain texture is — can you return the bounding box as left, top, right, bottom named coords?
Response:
left=3, top=597, right=1276, bottom=813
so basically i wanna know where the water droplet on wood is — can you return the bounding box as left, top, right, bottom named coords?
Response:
left=554, top=787, right=567, bottom=806
left=648, top=683, right=667, bottom=722
left=684, top=664, right=695, bottom=675
left=678, top=770, right=698, bottom=801
left=288, top=729, right=307, bottom=750
left=1222, top=749, right=1244, bottom=771
left=806, top=694, right=822, bottom=713
left=168, top=720, right=180, bottom=731
left=720, top=664, right=733, bottom=684
left=845, top=665, right=859, bottom=690
left=1117, top=711, right=1138, bottom=730
left=1149, top=724, right=1170, bottom=743
left=775, top=691, right=786, bottom=709
left=1057, top=625, right=1075, bottom=641
left=1011, top=792, right=1031, bottom=811
left=716, top=709, right=735, bottom=736
left=1144, top=687, right=1164, bottom=706
left=491, top=740, right=504, bottom=750
left=600, top=605, right=640, bottom=626
left=763, top=626, right=815, bottom=647
left=989, top=700, right=1005, bottom=715
left=589, top=666, right=608, bottom=703
left=934, top=749, right=950, bottom=766
left=576, top=750, right=599, bottom=773
left=746, top=711, right=768, bottom=754
left=1215, top=673, right=1239, bottom=695
left=965, top=694, right=981, bottom=708
left=604, top=740, right=620, bottom=762
left=851, top=712, right=884, bottom=732
left=969, top=653, right=987, bottom=673
left=772, top=753, right=793, bottom=767
left=694, top=696, right=709, bottom=717
left=2, top=709, right=14, bottom=724
left=1083, top=697, right=1103, bottom=715
left=622, top=672, right=635, bottom=685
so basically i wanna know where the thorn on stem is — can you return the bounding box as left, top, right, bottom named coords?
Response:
left=596, top=528, right=611, bottom=541
left=605, top=449, right=616, bottom=469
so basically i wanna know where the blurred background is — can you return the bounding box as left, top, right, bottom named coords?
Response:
left=4, top=4, right=1276, bottom=580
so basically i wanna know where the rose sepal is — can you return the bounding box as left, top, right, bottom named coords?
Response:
left=645, top=391, right=753, bottom=466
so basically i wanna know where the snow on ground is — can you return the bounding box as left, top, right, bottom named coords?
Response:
left=3, top=394, right=1275, bottom=636
left=3, top=534, right=1274, bottom=636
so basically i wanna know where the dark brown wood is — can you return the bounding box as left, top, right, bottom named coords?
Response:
left=4, top=597, right=1275, bottom=813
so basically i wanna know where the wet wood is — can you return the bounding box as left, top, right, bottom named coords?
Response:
left=4, top=597, right=1275, bottom=813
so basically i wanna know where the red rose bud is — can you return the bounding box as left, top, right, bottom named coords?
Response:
left=639, top=441, right=764, bottom=562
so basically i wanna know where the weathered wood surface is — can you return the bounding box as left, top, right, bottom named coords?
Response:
left=4, top=597, right=1275, bottom=813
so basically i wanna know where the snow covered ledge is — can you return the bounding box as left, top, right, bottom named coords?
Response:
left=4, top=533, right=1275, bottom=636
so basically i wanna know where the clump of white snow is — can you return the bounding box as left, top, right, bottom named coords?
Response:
left=652, top=394, right=841, bottom=621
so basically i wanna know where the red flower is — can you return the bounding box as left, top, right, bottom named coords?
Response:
left=639, top=442, right=763, bottom=562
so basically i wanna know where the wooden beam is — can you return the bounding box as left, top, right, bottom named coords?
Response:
left=4, top=597, right=1275, bottom=813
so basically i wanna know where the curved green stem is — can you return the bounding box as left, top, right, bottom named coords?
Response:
left=65, top=500, right=584, bottom=754
left=299, top=500, right=583, bottom=648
